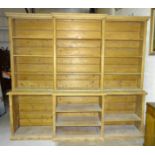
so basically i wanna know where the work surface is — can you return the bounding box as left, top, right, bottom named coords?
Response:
left=0, top=112, right=143, bottom=146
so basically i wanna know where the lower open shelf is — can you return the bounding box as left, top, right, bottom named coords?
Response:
left=55, top=126, right=101, bottom=139
left=56, top=113, right=101, bottom=126
left=104, top=125, right=143, bottom=139
left=104, top=113, right=141, bottom=123
left=12, top=126, right=53, bottom=140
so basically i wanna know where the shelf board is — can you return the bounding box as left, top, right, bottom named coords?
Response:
left=105, top=38, right=143, bottom=41
left=15, top=72, right=53, bottom=75
left=104, top=125, right=143, bottom=139
left=56, top=115, right=101, bottom=126
left=56, top=103, right=101, bottom=112
left=12, top=126, right=52, bottom=140
left=57, top=56, right=101, bottom=58
left=104, top=113, right=141, bottom=123
left=104, top=73, right=141, bottom=75
left=57, top=72, right=101, bottom=75
left=104, top=56, right=142, bottom=58
left=13, top=54, right=53, bottom=57
left=12, top=36, right=53, bottom=39
left=55, top=126, right=101, bottom=139
left=103, top=89, right=147, bottom=95
left=57, top=38, right=101, bottom=40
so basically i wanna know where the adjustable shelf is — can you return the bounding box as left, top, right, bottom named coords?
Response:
left=56, top=103, right=101, bottom=112
left=104, top=113, right=141, bottom=123
left=13, top=54, right=53, bottom=57
left=12, top=36, right=53, bottom=39
left=56, top=113, right=101, bottom=126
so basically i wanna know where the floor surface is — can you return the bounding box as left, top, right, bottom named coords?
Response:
left=0, top=112, right=144, bottom=146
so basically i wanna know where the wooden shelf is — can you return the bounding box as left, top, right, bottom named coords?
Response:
left=13, top=55, right=53, bottom=57
left=57, top=56, right=100, bottom=58
left=13, top=36, right=53, bottom=39
left=104, top=73, right=141, bottom=75
left=15, top=72, right=53, bottom=75
left=57, top=38, right=101, bottom=40
left=104, top=56, right=142, bottom=58
left=56, top=114, right=101, bottom=126
left=104, top=113, right=141, bottom=123
left=56, top=103, right=101, bottom=112
left=103, top=89, right=147, bottom=95
left=104, top=125, right=143, bottom=139
left=105, top=38, right=143, bottom=41
left=12, top=126, right=52, bottom=140
left=57, top=72, right=101, bottom=75
left=56, top=126, right=100, bottom=139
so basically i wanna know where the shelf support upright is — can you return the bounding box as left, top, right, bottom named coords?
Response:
left=100, top=18, right=105, bottom=90
left=53, top=17, right=57, bottom=90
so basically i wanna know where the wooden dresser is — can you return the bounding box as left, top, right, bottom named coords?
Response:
left=144, top=103, right=155, bottom=145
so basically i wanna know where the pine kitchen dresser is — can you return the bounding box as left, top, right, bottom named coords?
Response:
left=6, top=12, right=148, bottom=141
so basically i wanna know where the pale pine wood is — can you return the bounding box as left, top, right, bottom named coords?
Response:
left=53, top=95, right=56, bottom=137
left=104, top=125, right=143, bottom=139
left=53, top=18, right=57, bottom=90
left=140, top=22, right=147, bottom=89
left=101, top=19, right=105, bottom=89
left=6, top=13, right=148, bottom=140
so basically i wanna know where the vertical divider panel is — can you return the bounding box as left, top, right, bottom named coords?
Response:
left=53, top=95, right=56, bottom=137
left=8, top=18, right=15, bottom=89
left=140, top=94, right=145, bottom=132
left=53, top=18, right=57, bottom=90
left=100, top=19, right=105, bottom=89
left=9, top=94, right=15, bottom=135
left=140, top=21, right=147, bottom=89
left=100, top=94, right=105, bottom=138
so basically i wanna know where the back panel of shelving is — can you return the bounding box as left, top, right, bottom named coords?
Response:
left=13, top=95, right=53, bottom=126
left=104, top=21, right=144, bottom=89
left=56, top=19, right=102, bottom=90
left=11, top=19, right=54, bottom=89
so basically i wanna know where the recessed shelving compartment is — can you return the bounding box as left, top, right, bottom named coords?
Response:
left=55, top=95, right=103, bottom=138
left=104, top=94, right=143, bottom=124
left=10, top=94, right=53, bottom=140
left=104, top=94, right=144, bottom=139
left=56, top=19, right=102, bottom=91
